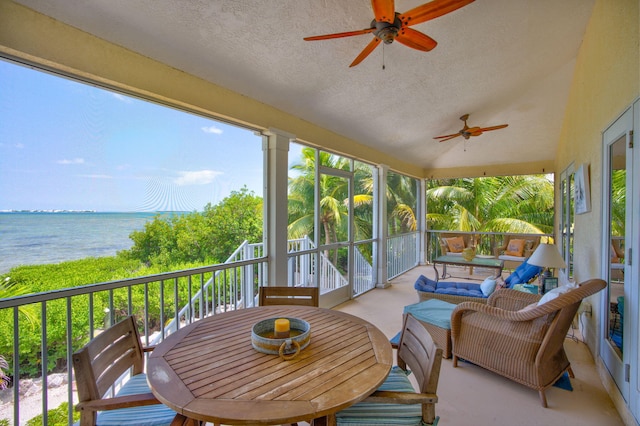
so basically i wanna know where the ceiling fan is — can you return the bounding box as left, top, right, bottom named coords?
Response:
left=433, top=114, right=509, bottom=142
left=303, top=0, right=475, bottom=67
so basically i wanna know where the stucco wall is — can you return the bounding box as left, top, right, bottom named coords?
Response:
left=556, top=0, right=638, bottom=293
left=554, top=0, right=639, bottom=421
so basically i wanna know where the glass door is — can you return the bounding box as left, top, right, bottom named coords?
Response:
left=601, top=106, right=633, bottom=400
left=317, top=167, right=354, bottom=307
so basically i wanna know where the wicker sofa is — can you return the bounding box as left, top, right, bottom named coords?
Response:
left=415, top=259, right=542, bottom=304
left=450, top=278, right=606, bottom=407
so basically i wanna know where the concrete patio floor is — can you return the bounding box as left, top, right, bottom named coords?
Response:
left=332, top=264, right=624, bottom=426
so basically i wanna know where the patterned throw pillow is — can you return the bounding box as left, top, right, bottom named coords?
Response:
left=505, top=238, right=525, bottom=256
left=445, top=236, right=465, bottom=253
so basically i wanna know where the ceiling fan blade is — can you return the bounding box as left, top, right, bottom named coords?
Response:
left=304, top=27, right=375, bottom=41
left=400, top=0, right=475, bottom=27
left=437, top=134, right=462, bottom=142
left=478, top=124, right=509, bottom=132
left=371, top=0, right=395, bottom=24
left=396, top=28, right=437, bottom=51
left=433, top=132, right=461, bottom=139
left=349, top=37, right=382, bottom=67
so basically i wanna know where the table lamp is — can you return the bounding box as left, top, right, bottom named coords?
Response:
left=527, top=243, right=567, bottom=293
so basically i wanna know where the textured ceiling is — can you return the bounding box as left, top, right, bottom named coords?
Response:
left=14, top=0, right=595, bottom=172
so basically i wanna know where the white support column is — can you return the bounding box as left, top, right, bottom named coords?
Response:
left=264, top=128, right=293, bottom=287
left=418, top=179, right=427, bottom=265
left=376, top=164, right=390, bottom=288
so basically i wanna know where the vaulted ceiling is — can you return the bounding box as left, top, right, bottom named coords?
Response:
left=13, top=0, right=595, bottom=173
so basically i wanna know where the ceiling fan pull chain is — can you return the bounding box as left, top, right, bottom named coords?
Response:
left=382, top=44, right=386, bottom=70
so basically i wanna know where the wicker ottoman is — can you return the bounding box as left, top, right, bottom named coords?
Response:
left=402, top=299, right=455, bottom=358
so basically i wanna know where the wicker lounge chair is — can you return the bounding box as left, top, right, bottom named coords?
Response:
left=450, top=278, right=606, bottom=407
left=415, top=259, right=542, bottom=305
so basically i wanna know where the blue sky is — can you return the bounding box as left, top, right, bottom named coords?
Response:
left=0, top=60, right=267, bottom=212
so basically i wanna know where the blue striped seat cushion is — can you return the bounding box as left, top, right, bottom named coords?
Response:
left=336, top=366, right=431, bottom=426
left=95, top=374, right=177, bottom=426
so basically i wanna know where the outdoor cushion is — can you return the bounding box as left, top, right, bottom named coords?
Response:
left=444, top=236, right=465, bottom=253
left=498, top=254, right=529, bottom=262
left=504, top=259, right=542, bottom=286
left=415, top=260, right=542, bottom=301
left=505, top=238, right=525, bottom=256
left=403, top=299, right=456, bottom=329
left=413, top=276, right=484, bottom=299
left=537, top=284, right=575, bottom=306
left=335, top=366, right=427, bottom=426
left=95, top=374, right=177, bottom=426
left=480, top=277, right=497, bottom=297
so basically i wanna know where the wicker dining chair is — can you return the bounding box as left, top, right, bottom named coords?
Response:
left=451, top=278, right=606, bottom=407
left=332, top=313, right=442, bottom=426
left=73, top=316, right=183, bottom=426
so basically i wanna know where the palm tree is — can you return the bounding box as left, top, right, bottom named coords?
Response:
left=426, top=175, right=554, bottom=234
left=610, top=169, right=626, bottom=236
left=289, top=149, right=420, bottom=242
left=288, top=148, right=351, bottom=245
left=0, top=277, right=39, bottom=326
left=386, top=171, right=418, bottom=235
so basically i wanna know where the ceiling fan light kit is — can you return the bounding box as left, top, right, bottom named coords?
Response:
left=303, top=0, right=475, bottom=67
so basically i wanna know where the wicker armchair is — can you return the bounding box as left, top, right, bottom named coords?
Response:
left=494, top=235, right=541, bottom=269
left=438, top=233, right=472, bottom=256
left=450, top=278, right=606, bottom=407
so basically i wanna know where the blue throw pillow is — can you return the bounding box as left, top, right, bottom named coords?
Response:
left=504, top=259, right=542, bottom=287
left=480, top=277, right=497, bottom=296
left=414, top=275, right=437, bottom=292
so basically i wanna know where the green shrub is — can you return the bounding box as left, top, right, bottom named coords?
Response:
left=25, top=402, right=79, bottom=426
left=0, top=190, right=264, bottom=378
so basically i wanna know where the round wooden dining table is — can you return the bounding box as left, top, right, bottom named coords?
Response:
left=147, top=305, right=393, bottom=425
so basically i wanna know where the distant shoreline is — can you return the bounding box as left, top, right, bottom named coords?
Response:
left=0, top=212, right=188, bottom=274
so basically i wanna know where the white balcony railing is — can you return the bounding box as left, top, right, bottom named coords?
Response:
left=0, top=234, right=413, bottom=425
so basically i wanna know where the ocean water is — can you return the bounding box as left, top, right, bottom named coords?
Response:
left=0, top=212, right=171, bottom=274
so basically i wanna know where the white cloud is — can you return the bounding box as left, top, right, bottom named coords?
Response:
left=174, top=170, right=222, bottom=186
left=201, top=125, right=223, bottom=135
left=112, top=93, right=132, bottom=103
left=57, top=158, right=85, bottom=165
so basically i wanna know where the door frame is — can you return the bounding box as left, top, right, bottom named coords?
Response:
left=600, top=100, right=639, bottom=418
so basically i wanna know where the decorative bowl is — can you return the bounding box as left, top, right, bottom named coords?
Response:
left=462, top=247, right=476, bottom=261
left=251, top=317, right=311, bottom=360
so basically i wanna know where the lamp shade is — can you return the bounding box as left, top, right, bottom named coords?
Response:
left=527, top=243, right=567, bottom=269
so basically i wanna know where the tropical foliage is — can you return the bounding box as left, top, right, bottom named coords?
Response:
left=610, top=169, right=626, bottom=236
left=0, top=188, right=263, bottom=377
left=127, top=187, right=263, bottom=265
left=287, top=148, right=377, bottom=268
left=287, top=148, right=418, bottom=244
left=426, top=175, right=555, bottom=234
left=0, top=355, right=9, bottom=390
